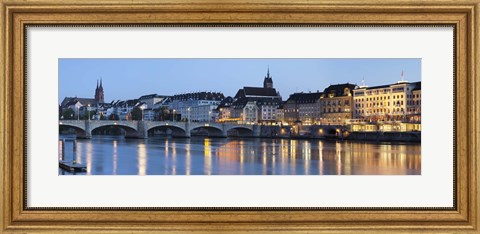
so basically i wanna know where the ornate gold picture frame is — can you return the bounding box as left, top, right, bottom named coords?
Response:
left=1, top=0, right=478, bottom=232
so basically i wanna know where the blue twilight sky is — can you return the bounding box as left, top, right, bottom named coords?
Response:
left=58, top=58, right=421, bottom=103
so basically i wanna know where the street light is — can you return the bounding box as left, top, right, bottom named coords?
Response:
left=77, top=106, right=79, bottom=120
left=140, top=105, right=145, bottom=121
left=87, top=104, right=91, bottom=121
left=172, top=109, right=176, bottom=122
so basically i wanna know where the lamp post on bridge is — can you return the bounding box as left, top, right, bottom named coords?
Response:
left=87, top=104, right=91, bottom=121
left=140, top=105, right=145, bottom=121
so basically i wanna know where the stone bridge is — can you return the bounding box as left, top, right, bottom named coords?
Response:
left=59, top=120, right=259, bottom=139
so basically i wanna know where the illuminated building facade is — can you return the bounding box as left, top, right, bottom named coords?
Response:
left=353, top=81, right=421, bottom=122
left=230, top=70, right=282, bottom=124
left=168, top=91, right=224, bottom=122
left=407, top=82, right=421, bottom=123
left=283, top=92, right=323, bottom=125
left=319, top=83, right=356, bottom=125
left=282, top=83, right=356, bottom=126
left=216, top=96, right=234, bottom=122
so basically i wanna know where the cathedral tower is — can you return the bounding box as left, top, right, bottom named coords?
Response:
left=94, top=78, right=105, bottom=103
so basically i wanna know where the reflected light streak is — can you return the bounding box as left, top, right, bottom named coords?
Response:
left=239, top=140, right=244, bottom=174
left=171, top=142, right=177, bottom=175
left=76, top=141, right=83, bottom=164
left=113, top=140, right=118, bottom=175
left=165, top=139, right=169, bottom=158
left=204, top=138, right=212, bottom=175
left=303, top=141, right=311, bottom=175
left=336, top=142, right=342, bottom=175
left=186, top=143, right=191, bottom=175
left=138, top=143, right=147, bottom=175
left=289, top=140, right=297, bottom=174
left=318, top=141, right=323, bottom=175
left=280, top=139, right=288, bottom=172
left=86, top=142, right=92, bottom=175
left=58, top=140, right=63, bottom=161
left=263, top=142, right=267, bottom=175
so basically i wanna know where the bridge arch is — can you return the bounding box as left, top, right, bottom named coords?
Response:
left=59, top=124, right=88, bottom=138
left=190, top=125, right=225, bottom=137
left=226, top=126, right=254, bottom=137
left=90, top=124, right=139, bottom=138
left=147, top=125, right=188, bottom=137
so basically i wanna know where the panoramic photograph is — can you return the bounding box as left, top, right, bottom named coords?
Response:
left=58, top=58, right=421, bottom=175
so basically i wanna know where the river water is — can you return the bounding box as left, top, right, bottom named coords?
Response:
left=59, top=135, right=421, bottom=175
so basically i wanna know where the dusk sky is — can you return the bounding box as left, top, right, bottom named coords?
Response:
left=59, top=58, right=421, bottom=103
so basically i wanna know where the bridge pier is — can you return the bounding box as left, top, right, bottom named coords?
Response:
left=79, top=121, right=92, bottom=139
left=184, top=122, right=191, bottom=137
left=220, top=124, right=228, bottom=137
left=136, top=121, right=148, bottom=139
left=252, top=125, right=261, bottom=137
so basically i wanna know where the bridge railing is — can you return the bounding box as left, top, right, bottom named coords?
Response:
left=59, top=119, right=257, bottom=124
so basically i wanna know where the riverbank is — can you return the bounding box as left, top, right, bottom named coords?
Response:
left=345, top=131, right=420, bottom=142
left=257, top=126, right=421, bottom=143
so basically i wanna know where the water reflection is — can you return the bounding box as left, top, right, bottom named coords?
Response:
left=204, top=139, right=212, bottom=175
left=138, top=143, right=147, bottom=176
left=86, top=142, right=92, bottom=175
left=59, top=135, right=421, bottom=175
left=113, top=140, right=117, bottom=175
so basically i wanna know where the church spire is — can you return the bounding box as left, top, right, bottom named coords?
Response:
left=94, top=78, right=105, bottom=104
left=263, top=67, right=273, bottom=89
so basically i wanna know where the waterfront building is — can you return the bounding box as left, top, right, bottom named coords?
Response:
left=275, top=102, right=285, bottom=124
left=168, top=91, right=224, bottom=122
left=407, top=82, right=421, bottom=123
left=60, top=98, right=98, bottom=119
left=107, top=99, right=140, bottom=120
left=230, top=70, right=282, bottom=124
left=231, top=99, right=260, bottom=124
left=350, top=74, right=422, bottom=132
left=152, top=96, right=171, bottom=109
left=61, top=99, right=83, bottom=119
left=216, top=96, right=234, bottom=122
left=60, top=79, right=107, bottom=119
left=152, top=97, right=172, bottom=121
left=282, top=83, right=356, bottom=126
left=138, top=94, right=169, bottom=109
left=138, top=94, right=171, bottom=121
left=142, top=108, right=155, bottom=121
left=283, top=92, right=323, bottom=125
left=94, top=102, right=113, bottom=120
left=189, top=105, right=218, bottom=122
left=320, top=83, right=357, bottom=125
left=353, top=79, right=420, bottom=122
